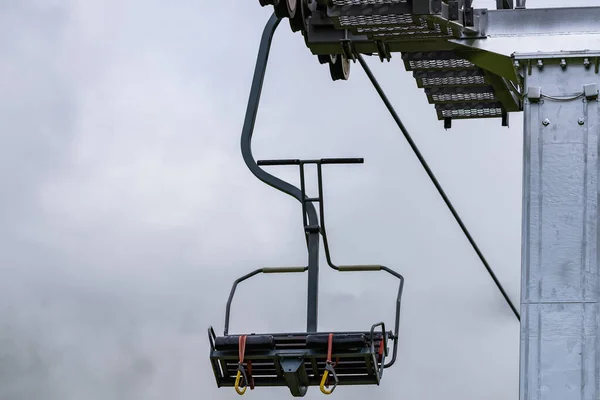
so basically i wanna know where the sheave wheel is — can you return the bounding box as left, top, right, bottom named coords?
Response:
left=289, top=0, right=308, bottom=32
left=317, top=55, right=330, bottom=64
left=274, top=0, right=297, bottom=18
left=328, top=54, right=350, bottom=81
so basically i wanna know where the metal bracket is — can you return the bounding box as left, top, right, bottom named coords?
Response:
left=341, top=39, right=356, bottom=62
left=411, top=0, right=443, bottom=15
left=584, top=83, right=598, bottom=100
left=376, top=40, right=392, bottom=63
left=279, top=358, right=309, bottom=397
left=526, top=86, right=541, bottom=102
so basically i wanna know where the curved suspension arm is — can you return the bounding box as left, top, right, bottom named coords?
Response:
left=239, top=12, right=319, bottom=227
left=239, top=12, right=321, bottom=332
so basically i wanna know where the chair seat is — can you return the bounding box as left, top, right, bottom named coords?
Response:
left=214, top=334, right=276, bottom=351
left=208, top=330, right=391, bottom=394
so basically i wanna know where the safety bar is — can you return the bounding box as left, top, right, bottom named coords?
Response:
left=258, top=157, right=404, bottom=368
left=257, top=158, right=364, bottom=166
left=221, top=263, right=402, bottom=368
left=224, top=266, right=308, bottom=335
left=369, top=322, right=387, bottom=379
left=335, top=264, right=404, bottom=369
left=338, top=265, right=381, bottom=271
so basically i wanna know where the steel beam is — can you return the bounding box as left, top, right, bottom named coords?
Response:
left=484, top=7, right=600, bottom=37
left=517, top=52, right=600, bottom=400
left=306, top=6, right=600, bottom=55
left=450, top=7, right=600, bottom=59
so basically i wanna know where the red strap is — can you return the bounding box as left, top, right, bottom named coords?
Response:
left=378, top=338, right=384, bottom=360
left=239, top=335, right=247, bottom=363
left=324, top=333, right=334, bottom=388
left=247, top=361, right=255, bottom=390
left=238, top=336, right=254, bottom=390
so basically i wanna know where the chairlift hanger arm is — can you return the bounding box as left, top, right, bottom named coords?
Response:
left=239, top=13, right=319, bottom=229
left=239, top=12, right=321, bottom=332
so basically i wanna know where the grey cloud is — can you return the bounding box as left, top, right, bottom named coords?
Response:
left=2, top=0, right=594, bottom=399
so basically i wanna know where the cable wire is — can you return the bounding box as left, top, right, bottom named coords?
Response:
left=356, top=54, right=520, bottom=321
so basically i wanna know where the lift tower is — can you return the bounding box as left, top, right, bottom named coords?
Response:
left=210, top=1, right=600, bottom=399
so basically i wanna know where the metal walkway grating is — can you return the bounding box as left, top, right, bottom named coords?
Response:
left=413, top=70, right=488, bottom=88
left=401, top=51, right=511, bottom=121
left=326, top=0, right=474, bottom=40
left=435, top=102, right=504, bottom=119
left=402, top=51, right=476, bottom=71
left=334, top=15, right=455, bottom=40
left=337, top=14, right=415, bottom=28
left=425, top=86, right=497, bottom=103
left=332, top=0, right=407, bottom=5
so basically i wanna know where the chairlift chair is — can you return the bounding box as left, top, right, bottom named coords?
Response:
left=208, top=158, right=405, bottom=397
left=207, top=5, right=406, bottom=396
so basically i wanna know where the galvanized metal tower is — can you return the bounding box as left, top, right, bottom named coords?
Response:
left=251, top=1, right=600, bottom=399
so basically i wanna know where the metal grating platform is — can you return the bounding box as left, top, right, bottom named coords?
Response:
left=400, top=51, right=514, bottom=121
left=424, top=86, right=497, bottom=103
left=334, top=15, right=455, bottom=40
left=402, top=51, right=476, bottom=71
left=336, top=14, right=415, bottom=28
left=413, top=70, right=488, bottom=88
left=435, top=101, right=504, bottom=119
left=332, top=0, right=408, bottom=5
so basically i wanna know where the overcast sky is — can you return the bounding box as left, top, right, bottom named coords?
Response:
left=0, top=1, right=596, bottom=399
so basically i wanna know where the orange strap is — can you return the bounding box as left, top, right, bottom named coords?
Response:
left=239, top=335, right=247, bottom=362
left=326, top=333, right=333, bottom=363
left=321, top=333, right=338, bottom=394
left=325, top=333, right=334, bottom=388
left=238, top=336, right=254, bottom=390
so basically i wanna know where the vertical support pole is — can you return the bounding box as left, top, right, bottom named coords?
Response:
left=307, top=231, right=319, bottom=332
left=519, top=54, right=600, bottom=400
